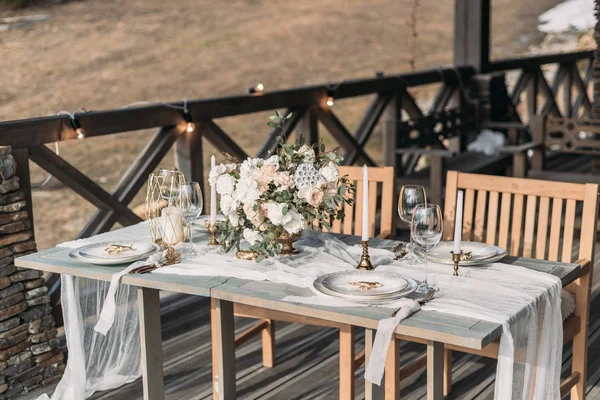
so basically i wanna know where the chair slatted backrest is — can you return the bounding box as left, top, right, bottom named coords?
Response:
left=329, top=166, right=394, bottom=238
left=443, top=171, right=599, bottom=266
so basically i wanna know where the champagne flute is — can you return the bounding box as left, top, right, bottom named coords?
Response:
left=412, top=204, right=443, bottom=292
left=180, top=182, right=203, bottom=257
left=398, top=185, right=427, bottom=264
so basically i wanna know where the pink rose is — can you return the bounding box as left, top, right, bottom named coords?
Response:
left=275, top=172, right=293, bottom=189
left=244, top=203, right=266, bottom=230
left=300, top=187, right=325, bottom=207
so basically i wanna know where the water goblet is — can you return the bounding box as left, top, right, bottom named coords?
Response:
left=411, top=203, right=443, bottom=292
left=398, top=185, right=427, bottom=264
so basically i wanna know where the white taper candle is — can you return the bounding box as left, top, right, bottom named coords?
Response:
left=361, top=165, right=369, bottom=241
left=210, top=155, right=217, bottom=225
left=453, top=190, right=464, bottom=254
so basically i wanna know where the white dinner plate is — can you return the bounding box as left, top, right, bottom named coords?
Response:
left=69, top=241, right=160, bottom=266
left=427, top=241, right=506, bottom=266
left=313, top=271, right=418, bottom=302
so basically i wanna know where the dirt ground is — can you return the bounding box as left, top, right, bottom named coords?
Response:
left=0, top=0, right=561, bottom=249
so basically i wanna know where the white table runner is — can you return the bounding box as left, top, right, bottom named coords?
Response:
left=47, top=221, right=563, bottom=400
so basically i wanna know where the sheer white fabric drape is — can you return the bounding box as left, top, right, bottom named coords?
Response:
left=36, top=222, right=563, bottom=399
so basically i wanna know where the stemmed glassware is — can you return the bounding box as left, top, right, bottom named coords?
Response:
left=180, top=182, right=203, bottom=257
left=398, top=185, right=427, bottom=264
left=411, top=204, right=443, bottom=292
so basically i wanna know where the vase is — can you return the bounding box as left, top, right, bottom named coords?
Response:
left=277, top=231, right=301, bottom=255
left=235, top=250, right=259, bottom=260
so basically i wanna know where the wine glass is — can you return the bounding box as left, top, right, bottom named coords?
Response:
left=411, top=204, right=443, bottom=292
left=180, top=182, right=203, bottom=257
left=398, top=185, right=427, bottom=264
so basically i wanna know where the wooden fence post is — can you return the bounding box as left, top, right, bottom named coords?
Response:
left=298, top=106, right=319, bottom=147
left=454, top=0, right=490, bottom=72
left=175, top=125, right=205, bottom=198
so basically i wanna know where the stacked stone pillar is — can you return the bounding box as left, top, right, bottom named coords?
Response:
left=0, top=147, right=64, bottom=398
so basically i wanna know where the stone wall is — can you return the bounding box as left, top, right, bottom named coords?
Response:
left=0, top=147, right=64, bottom=398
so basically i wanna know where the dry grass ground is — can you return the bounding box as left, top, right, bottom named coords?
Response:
left=0, top=0, right=559, bottom=249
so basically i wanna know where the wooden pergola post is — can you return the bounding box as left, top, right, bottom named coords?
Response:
left=454, top=0, right=491, bottom=72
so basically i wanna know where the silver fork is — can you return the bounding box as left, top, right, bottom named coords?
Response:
left=390, top=288, right=435, bottom=317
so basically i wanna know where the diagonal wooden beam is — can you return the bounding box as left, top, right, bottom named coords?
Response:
left=202, top=119, right=249, bottom=162
left=510, top=71, right=530, bottom=106
left=537, top=67, right=562, bottom=117
left=430, top=85, right=456, bottom=115
left=314, top=106, right=376, bottom=166
left=256, top=108, right=306, bottom=158
left=345, top=94, right=392, bottom=165
left=401, top=89, right=425, bottom=118
left=80, top=126, right=180, bottom=238
left=572, top=63, right=593, bottom=117
left=29, top=145, right=142, bottom=226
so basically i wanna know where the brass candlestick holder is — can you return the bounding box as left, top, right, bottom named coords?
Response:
left=451, top=251, right=462, bottom=276
left=207, top=223, right=219, bottom=246
left=357, top=240, right=374, bottom=270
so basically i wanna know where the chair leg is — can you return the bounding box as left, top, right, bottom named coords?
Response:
left=210, top=298, right=219, bottom=400
left=261, top=319, right=276, bottom=368
left=570, top=274, right=591, bottom=400
left=443, top=349, right=452, bottom=396
left=339, top=325, right=355, bottom=400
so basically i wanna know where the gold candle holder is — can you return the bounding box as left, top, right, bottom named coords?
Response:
left=207, top=223, right=219, bottom=246
left=357, top=240, right=374, bottom=271
left=451, top=251, right=462, bottom=276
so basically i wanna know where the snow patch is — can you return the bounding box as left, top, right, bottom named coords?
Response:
left=538, top=0, right=595, bottom=33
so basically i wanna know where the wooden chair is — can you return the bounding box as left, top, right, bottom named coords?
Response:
left=211, top=166, right=394, bottom=399
left=427, top=171, right=597, bottom=400
left=515, top=115, right=600, bottom=185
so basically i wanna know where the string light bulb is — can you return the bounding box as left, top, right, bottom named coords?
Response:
left=70, top=116, right=85, bottom=139
left=183, top=109, right=195, bottom=133
left=326, top=96, right=334, bottom=107
left=248, top=83, right=265, bottom=94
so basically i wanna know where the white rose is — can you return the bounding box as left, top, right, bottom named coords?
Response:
left=220, top=194, right=239, bottom=216
left=240, top=158, right=262, bottom=179
left=265, top=202, right=292, bottom=226
left=216, top=174, right=236, bottom=195
left=209, top=164, right=227, bottom=185
left=297, top=144, right=315, bottom=163
left=233, top=179, right=260, bottom=205
left=320, top=162, right=339, bottom=183
left=243, top=228, right=262, bottom=246
left=283, top=209, right=304, bottom=234
left=263, top=155, right=279, bottom=168
left=229, top=212, right=240, bottom=227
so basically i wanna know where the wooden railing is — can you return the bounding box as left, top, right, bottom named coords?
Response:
left=486, top=50, right=594, bottom=123
left=0, top=49, right=593, bottom=313
left=0, top=65, right=476, bottom=308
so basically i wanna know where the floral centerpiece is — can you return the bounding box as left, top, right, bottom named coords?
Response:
left=211, top=111, right=355, bottom=262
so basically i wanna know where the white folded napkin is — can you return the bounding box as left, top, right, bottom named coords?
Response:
left=364, top=299, right=420, bottom=385
left=94, top=252, right=163, bottom=335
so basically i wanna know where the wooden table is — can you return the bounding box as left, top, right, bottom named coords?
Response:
left=15, top=236, right=580, bottom=400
